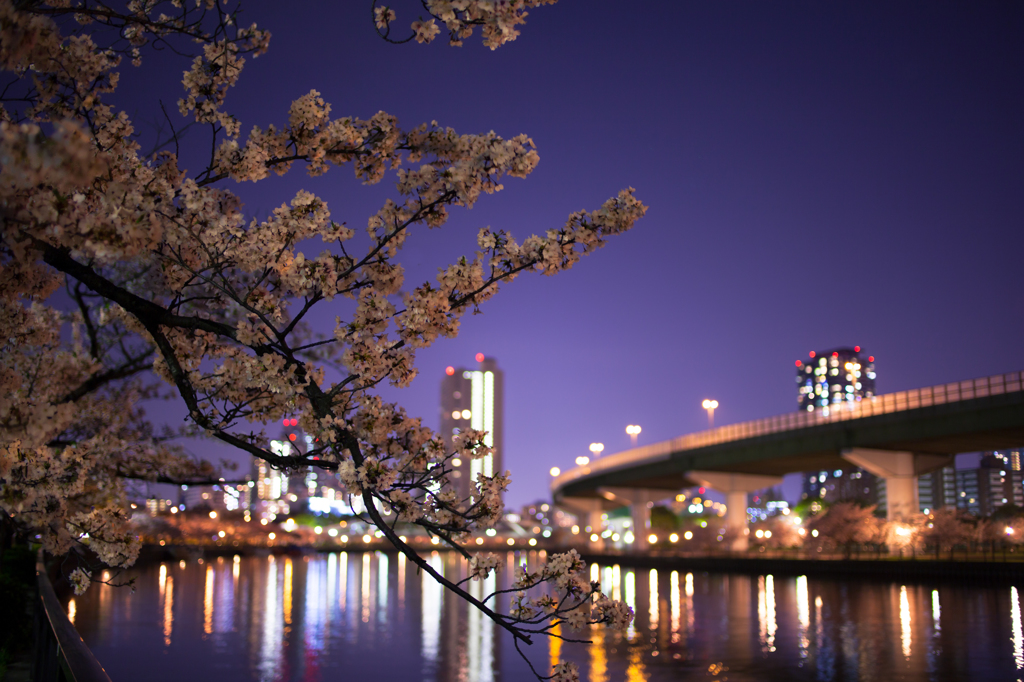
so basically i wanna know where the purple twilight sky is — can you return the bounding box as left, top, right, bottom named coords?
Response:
left=118, top=1, right=1023, bottom=508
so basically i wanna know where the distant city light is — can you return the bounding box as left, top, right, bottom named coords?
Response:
left=809, top=351, right=816, bottom=358
left=475, top=353, right=485, bottom=362
left=445, top=366, right=455, bottom=376
left=288, top=433, right=297, bottom=441
left=575, top=456, right=590, bottom=466
left=208, top=511, right=217, bottom=519
left=589, top=443, right=605, bottom=456
left=549, top=467, right=560, bottom=477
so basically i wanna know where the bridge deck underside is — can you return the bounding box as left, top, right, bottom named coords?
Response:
left=557, top=393, right=1024, bottom=500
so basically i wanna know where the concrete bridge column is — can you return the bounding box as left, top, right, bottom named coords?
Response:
left=598, top=488, right=673, bottom=550
left=555, top=498, right=607, bottom=550
left=689, top=472, right=785, bottom=552
left=839, top=448, right=950, bottom=522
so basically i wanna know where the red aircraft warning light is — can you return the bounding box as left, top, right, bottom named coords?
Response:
left=854, top=345, right=861, bottom=352
left=475, top=353, right=485, bottom=363
left=445, top=366, right=455, bottom=376
left=795, top=360, right=802, bottom=367
left=869, top=356, right=874, bottom=362
left=809, top=351, right=816, bottom=358
left=288, top=433, right=297, bottom=442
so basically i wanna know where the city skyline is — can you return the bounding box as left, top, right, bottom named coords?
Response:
left=120, top=1, right=1023, bottom=509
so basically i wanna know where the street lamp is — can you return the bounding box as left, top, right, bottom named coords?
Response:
left=589, top=442, right=605, bottom=458
left=574, top=456, right=590, bottom=467
left=625, top=425, right=641, bottom=447
left=701, top=399, right=718, bottom=428
left=549, top=467, right=560, bottom=477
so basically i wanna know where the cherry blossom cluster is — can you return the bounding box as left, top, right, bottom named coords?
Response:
left=374, top=0, right=557, bottom=49
left=0, top=1, right=643, bottom=676
left=506, top=549, right=633, bottom=633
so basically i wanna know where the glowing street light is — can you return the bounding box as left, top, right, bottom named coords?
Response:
left=575, top=456, right=590, bottom=467
left=549, top=466, right=561, bottom=477
left=701, top=399, right=719, bottom=428
left=589, top=442, right=605, bottom=457
left=625, top=425, right=641, bottom=447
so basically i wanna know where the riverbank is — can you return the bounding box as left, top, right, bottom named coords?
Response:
left=580, top=551, right=1024, bottom=582
left=136, top=542, right=1024, bottom=582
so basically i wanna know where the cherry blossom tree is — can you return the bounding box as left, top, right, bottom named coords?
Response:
left=921, top=508, right=972, bottom=561
left=804, top=502, right=880, bottom=559
left=0, top=1, right=644, bottom=676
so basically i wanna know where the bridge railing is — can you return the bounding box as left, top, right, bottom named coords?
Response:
left=32, top=556, right=113, bottom=682
left=555, top=371, right=1024, bottom=487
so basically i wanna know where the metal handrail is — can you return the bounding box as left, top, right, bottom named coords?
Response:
left=553, top=370, right=1024, bottom=489
left=32, top=559, right=112, bottom=682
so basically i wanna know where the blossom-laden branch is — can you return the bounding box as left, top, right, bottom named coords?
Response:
left=0, top=1, right=643, bottom=677
left=373, top=0, right=557, bottom=49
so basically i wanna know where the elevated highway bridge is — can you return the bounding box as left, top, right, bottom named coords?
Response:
left=552, top=371, right=1024, bottom=550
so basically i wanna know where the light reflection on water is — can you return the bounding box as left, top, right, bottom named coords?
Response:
left=67, top=552, right=1024, bottom=682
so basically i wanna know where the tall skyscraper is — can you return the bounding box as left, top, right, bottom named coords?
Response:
left=439, top=355, right=504, bottom=503
left=796, top=346, right=879, bottom=507
left=795, top=346, right=876, bottom=413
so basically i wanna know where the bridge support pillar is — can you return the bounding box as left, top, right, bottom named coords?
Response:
left=840, top=448, right=933, bottom=521
left=555, top=498, right=607, bottom=550
left=689, top=471, right=785, bottom=552
left=598, top=488, right=672, bottom=550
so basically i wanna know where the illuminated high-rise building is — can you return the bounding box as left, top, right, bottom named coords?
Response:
left=439, top=355, right=504, bottom=503
left=795, top=347, right=879, bottom=507
left=795, top=346, right=876, bottom=413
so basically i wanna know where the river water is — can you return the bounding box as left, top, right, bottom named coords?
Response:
left=66, top=550, right=1024, bottom=681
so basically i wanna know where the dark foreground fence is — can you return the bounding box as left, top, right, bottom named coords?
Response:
left=32, top=557, right=111, bottom=682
